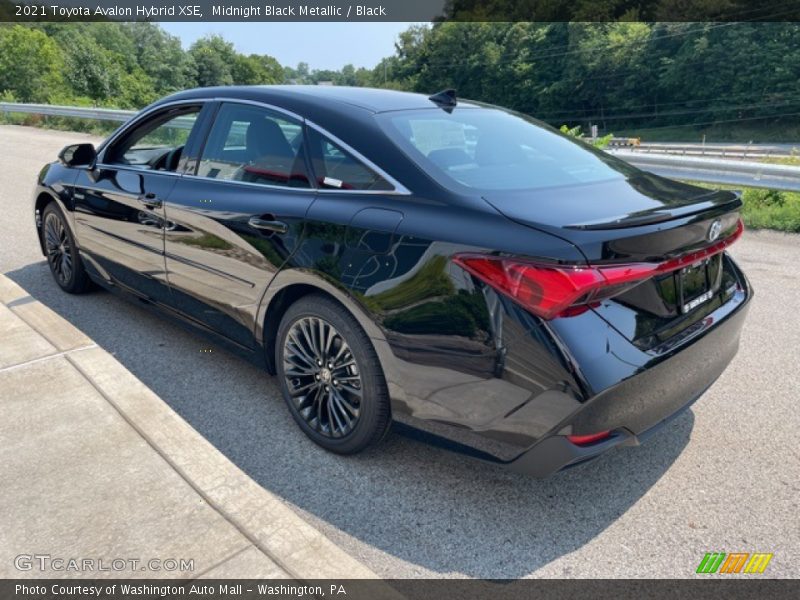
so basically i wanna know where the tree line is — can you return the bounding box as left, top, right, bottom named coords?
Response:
left=0, top=23, right=283, bottom=108
left=1, top=22, right=799, bottom=137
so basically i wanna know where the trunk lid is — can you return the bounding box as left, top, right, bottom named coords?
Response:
left=482, top=171, right=742, bottom=263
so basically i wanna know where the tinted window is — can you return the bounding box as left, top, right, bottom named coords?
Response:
left=377, top=108, right=636, bottom=192
left=106, top=106, right=200, bottom=171
left=306, top=128, right=393, bottom=191
left=197, top=103, right=309, bottom=189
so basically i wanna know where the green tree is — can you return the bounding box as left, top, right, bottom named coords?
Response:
left=2, top=20, right=799, bottom=143
left=59, top=32, right=125, bottom=103
left=283, top=61, right=311, bottom=84
left=117, top=67, right=158, bottom=108
left=126, top=23, right=197, bottom=93
left=190, top=35, right=236, bottom=87
left=0, top=25, right=63, bottom=102
left=232, top=53, right=284, bottom=85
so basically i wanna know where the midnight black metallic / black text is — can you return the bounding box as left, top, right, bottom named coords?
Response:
left=250, top=5, right=387, bottom=16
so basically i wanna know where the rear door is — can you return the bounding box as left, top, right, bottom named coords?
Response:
left=73, top=104, right=203, bottom=304
left=163, top=101, right=315, bottom=348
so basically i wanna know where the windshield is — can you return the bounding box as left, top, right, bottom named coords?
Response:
left=377, top=108, right=637, bottom=193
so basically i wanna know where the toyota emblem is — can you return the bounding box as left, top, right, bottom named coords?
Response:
left=708, top=219, right=722, bottom=242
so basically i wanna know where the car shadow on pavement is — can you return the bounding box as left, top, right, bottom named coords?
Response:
left=7, top=261, right=693, bottom=579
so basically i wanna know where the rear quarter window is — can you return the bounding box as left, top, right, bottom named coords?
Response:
left=306, top=127, right=394, bottom=192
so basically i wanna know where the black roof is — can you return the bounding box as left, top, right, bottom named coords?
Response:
left=158, top=85, right=482, bottom=114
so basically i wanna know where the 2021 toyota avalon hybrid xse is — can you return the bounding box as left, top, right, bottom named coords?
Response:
left=32, top=86, right=751, bottom=476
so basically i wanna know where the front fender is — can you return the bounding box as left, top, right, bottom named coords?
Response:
left=32, top=162, right=79, bottom=255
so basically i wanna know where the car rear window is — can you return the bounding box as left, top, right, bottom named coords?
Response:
left=377, top=108, right=635, bottom=193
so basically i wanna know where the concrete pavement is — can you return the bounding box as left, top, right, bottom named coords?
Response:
left=0, top=273, right=375, bottom=579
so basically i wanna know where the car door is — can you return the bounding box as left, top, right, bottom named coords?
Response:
left=163, top=101, right=316, bottom=348
left=72, top=104, right=204, bottom=304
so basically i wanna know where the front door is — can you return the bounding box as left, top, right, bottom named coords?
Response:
left=72, top=104, right=204, bottom=304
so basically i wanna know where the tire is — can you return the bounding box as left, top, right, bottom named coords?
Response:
left=276, top=293, right=391, bottom=455
left=42, top=203, right=92, bottom=294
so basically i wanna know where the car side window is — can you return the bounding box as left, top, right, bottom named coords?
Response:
left=306, top=127, right=394, bottom=191
left=196, top=103, right=310, bottom=189
left=105, top=106, right=201, bottom=172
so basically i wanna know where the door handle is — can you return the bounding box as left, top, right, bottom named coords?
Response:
left=249, top=217, right=288, bottom=234
left=137, top=192, right=162, bottom=209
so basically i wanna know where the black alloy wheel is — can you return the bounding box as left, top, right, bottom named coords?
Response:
left=44, top=210, right=73, bottom=286
left=276, top=294, right=390, bottom=454
left=42, top=204, right=91, bottom=294
left=284, top=316, right=362, bottom=438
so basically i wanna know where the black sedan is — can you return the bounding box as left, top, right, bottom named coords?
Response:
left=32, top=86, right=751, bottom=476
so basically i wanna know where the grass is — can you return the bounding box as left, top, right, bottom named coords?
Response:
left=760, top=154, right=800, bottom=167
left=685, top=181, right=800, bottom=233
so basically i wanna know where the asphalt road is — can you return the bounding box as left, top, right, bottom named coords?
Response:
left=1, top=124, right=798, bottom=578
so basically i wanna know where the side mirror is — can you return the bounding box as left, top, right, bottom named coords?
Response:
left=58, top=143, right=96, bottom=168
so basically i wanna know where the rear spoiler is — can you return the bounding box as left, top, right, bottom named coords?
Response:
left=564, top=191, right=742, bottom=231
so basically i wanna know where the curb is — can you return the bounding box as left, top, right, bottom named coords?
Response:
left=0, top=273, right=377, bottom=580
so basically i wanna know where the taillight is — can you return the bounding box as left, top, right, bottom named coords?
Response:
left=453, top=218, right=744, bottom=320
left=451, top=255, right=655, bottom=320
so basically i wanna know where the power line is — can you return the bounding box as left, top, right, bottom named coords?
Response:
left=430, top=1, right=800, bottom=68
left=539, top=96, right=800, bottom=123
left=509, top=55, right=798, bottom=109
left=615, top=110, right=800, bottom=132
left=532, top=88, right=800, bottom=119
left=411, top=16, right=799, bottom=71
left=414, top=24, right=716, bottom=70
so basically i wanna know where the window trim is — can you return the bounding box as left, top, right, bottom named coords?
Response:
left=98, top=96, right=411, bottom=196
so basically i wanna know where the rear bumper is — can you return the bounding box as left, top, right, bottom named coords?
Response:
left=386, top=252, right=751, bottom=477
left=506, top=280, right=751, bottom=477
left=506, top=382, right=705, bottom=476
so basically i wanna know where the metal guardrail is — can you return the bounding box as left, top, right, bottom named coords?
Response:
left=0, top=102, right=135, bottom=122
left=1, top=101, right=199, bottom=133
left=615, top=151, right=800, bottom=192
left=3, top=102, right=800, bottom=191
left=627, top=142, right=797, bottom=160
